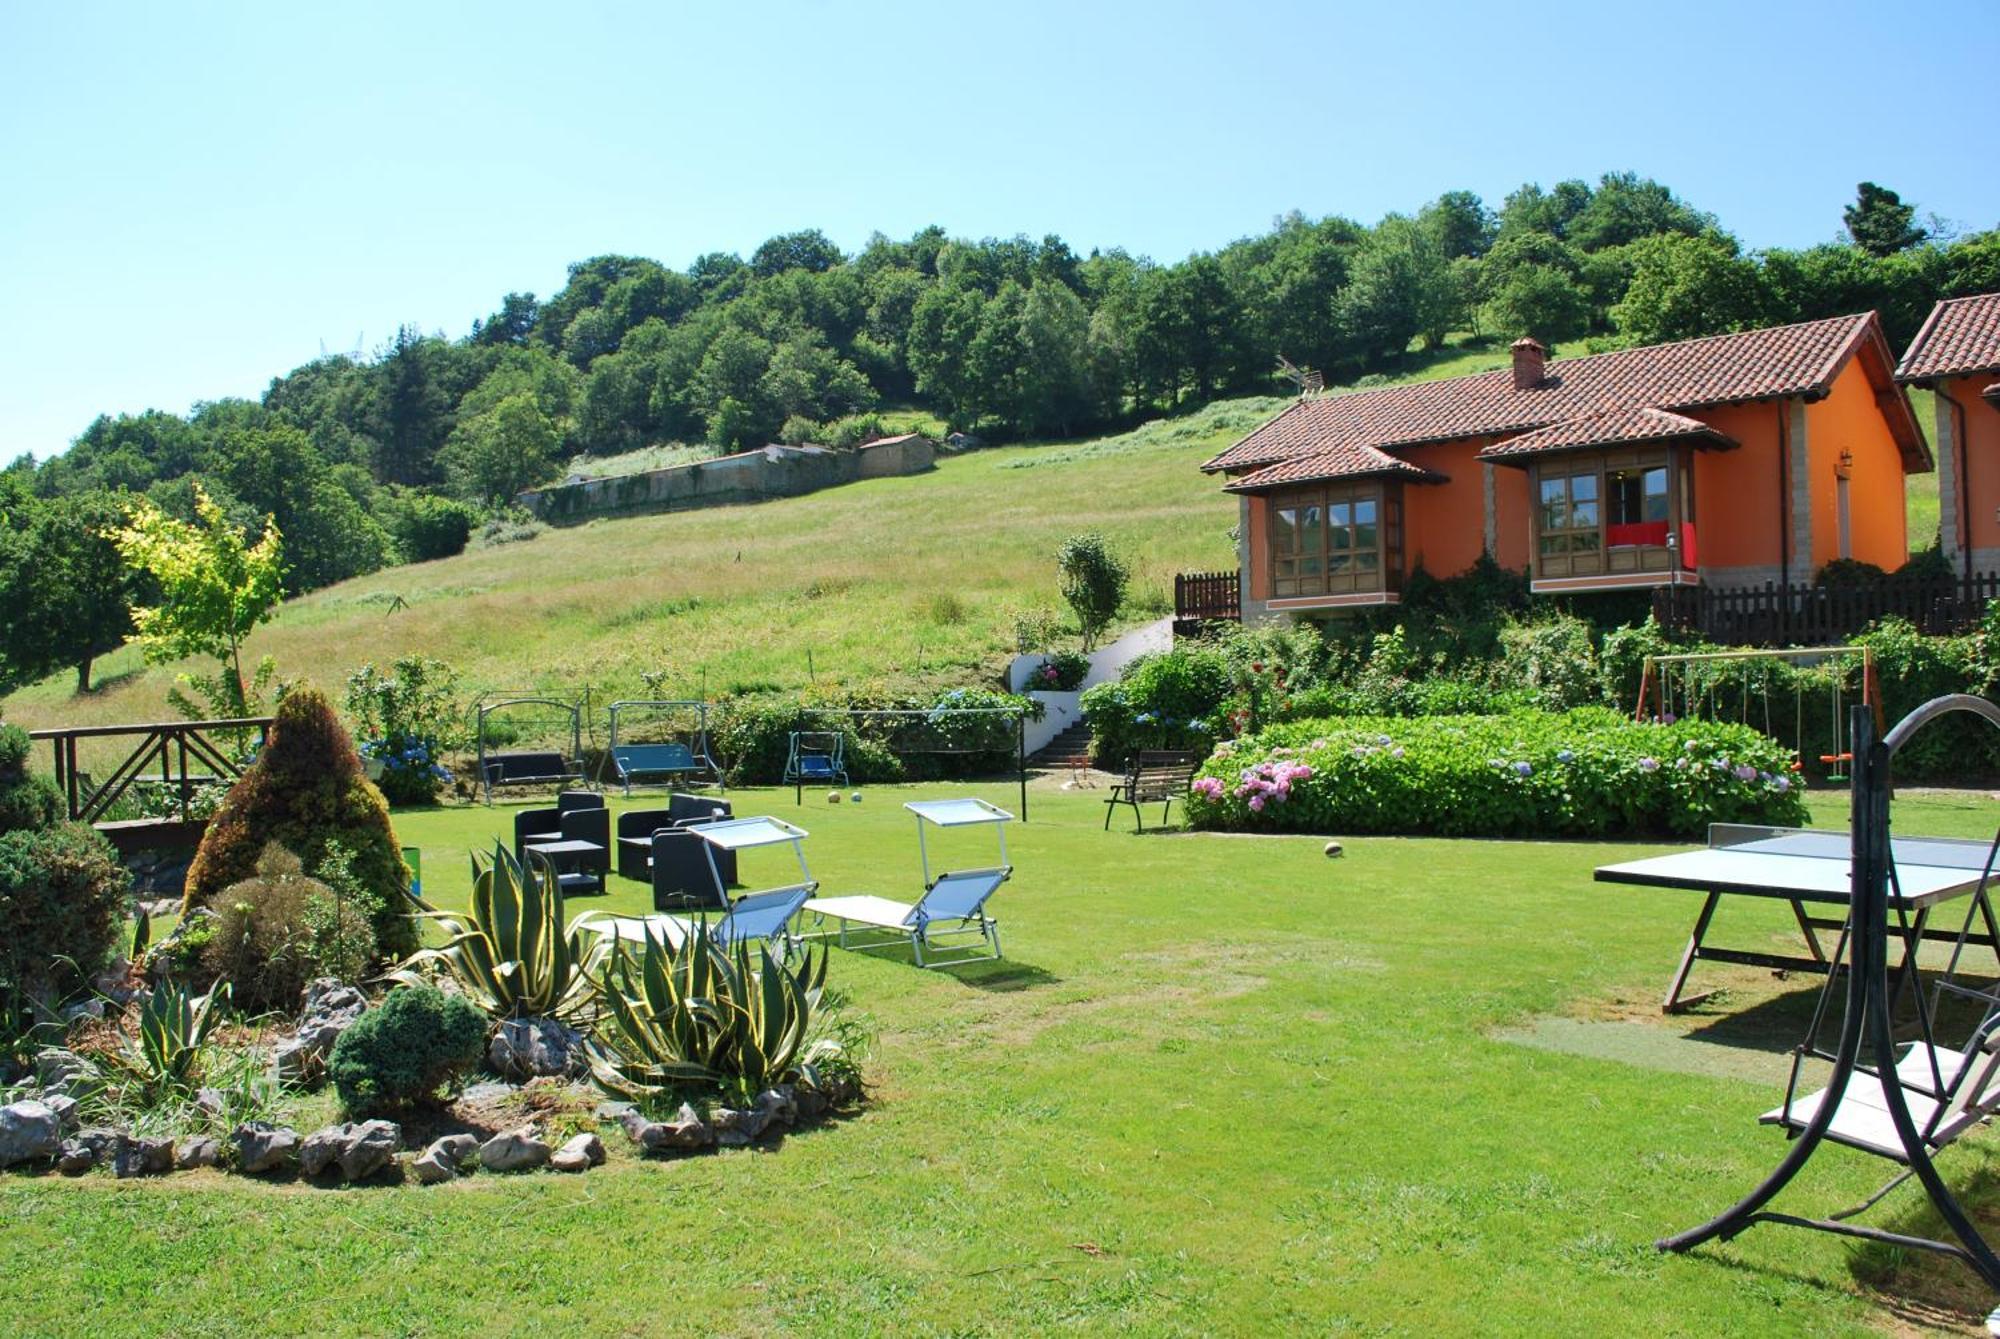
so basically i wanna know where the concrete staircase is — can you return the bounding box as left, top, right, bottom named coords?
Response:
left=1030, top=719, right=1095, bottom=769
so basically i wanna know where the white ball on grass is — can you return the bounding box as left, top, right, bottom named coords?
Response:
left=828, top=791, right=842, bottom=804
left=850, top=791, right=863, bottom=804
left=1324, top=841, right=1344, bottom=859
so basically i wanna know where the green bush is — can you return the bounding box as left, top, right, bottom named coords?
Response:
left=1495, top=615, right=1605, bottom=710
left=203, top=843, right=377, bottom=1012
left=1080, top=644, right=1233, bottom=765
left=1026, top=650, right=1089, bottom=692
left=0, top=726, right=128, bottom=1012
left=328, top=984, right=486, bottom=1118
left=708, top=687, right=1038, bottom=785
left=1854, top=616, right=2000, bottom=780
left=386, top=491, right=478, bottom=563
left=183, top=684, right=414, bottom=958
left=0, top=822, right=129, bottom=1010
left=1187, top=709, right=1807, bottom=839
left=344, top=656, right=464, bottom=807
left=0, top=725, right=61, bottom=836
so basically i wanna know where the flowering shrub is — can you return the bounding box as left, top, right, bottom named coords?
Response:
left=1185, top=709, right=1807, bottom=839
left=1080, top=644, right=1232, bottom=763
left=1031, top=650, right=1090, bottom=692
left=344, top=656, right=463, bottom=807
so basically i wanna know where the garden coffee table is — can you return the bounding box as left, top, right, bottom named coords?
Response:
left=1594, top=824, right=2000, bottom=1013
left=523, top=837, right=607, bottom=896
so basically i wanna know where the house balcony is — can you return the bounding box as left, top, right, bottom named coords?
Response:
left=1529, top=522, right=1701, bottom=594
left=1173, top=570, right=1241, bottom=638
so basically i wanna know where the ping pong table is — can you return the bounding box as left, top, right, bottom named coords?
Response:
left=1594, top=824, right=2000, bottom=1013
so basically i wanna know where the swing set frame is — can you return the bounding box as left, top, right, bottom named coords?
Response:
left=1634, top=645, right=1881, bottom=779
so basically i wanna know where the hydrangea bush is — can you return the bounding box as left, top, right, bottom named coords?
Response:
left=1186, top=709, right=1807, bottom=838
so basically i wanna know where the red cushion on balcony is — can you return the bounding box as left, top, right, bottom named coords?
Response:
left=1606, top=521, right=1669, bottom=548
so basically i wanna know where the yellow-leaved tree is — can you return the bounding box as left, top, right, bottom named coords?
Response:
left=113, top=482, right=286, bottom=722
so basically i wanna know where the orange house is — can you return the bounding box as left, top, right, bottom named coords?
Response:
left=1896, top=292, right=2000, bottom=576
left=1200, top=313, right=1929, bottom=621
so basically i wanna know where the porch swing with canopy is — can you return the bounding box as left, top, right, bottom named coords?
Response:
left=1656, top=695, right=2000, bottom=1312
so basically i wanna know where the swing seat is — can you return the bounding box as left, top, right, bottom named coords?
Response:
left=1819, top=753, right=1853, bottom=765
left=1763, top=1037, right=2000, bottom=1163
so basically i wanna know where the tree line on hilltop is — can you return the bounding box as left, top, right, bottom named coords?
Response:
left=2, top=176, right=1996, bottom=698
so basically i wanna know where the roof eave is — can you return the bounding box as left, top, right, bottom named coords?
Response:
left=1893, top=297, right=1954, bottom=384
left=1222, top=467, right=1447, bottom=494
left=1478, top=431, right=1740, bottom=467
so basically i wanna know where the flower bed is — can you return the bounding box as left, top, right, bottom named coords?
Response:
left=1186, top=709, right=1808, bottom=839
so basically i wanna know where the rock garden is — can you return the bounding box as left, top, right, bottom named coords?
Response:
left=0, top=689, right=864, bottom=1189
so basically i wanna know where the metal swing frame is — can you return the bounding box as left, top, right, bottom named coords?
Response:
left=606, top=699, right=723, bottom=795
left=1659, top=694, right=2000, bottom=1293
left=783, top=729, right=850, bottom=804
left=1635, top=646, right=1879, bottom=779
left=474, top=694, right=588, bottom=804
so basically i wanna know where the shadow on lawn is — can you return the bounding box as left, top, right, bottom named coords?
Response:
left=1681, top=969, right=2000, bottom=1060
left=942, top=959, right=1061, bottom=992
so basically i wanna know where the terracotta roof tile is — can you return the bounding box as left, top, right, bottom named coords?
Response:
left=1897, top=293, right=2000, bottom=382
left=1223, top=440, right=1445, bottom=492
left=1477, top=406, right=1739, bottom=461
left=1204, top=314, right=1888, bottom=485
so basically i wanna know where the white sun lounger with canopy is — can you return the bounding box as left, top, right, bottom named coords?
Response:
left=804, top=798, right=1012, bottom=968
left=582, top=815, right=816, bottom=953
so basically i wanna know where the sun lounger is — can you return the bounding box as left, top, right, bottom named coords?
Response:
left=583, top=883, right=815, bottom=954
left=804, top=866, right=1007, bottom=968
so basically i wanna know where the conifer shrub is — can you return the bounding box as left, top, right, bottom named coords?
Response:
left=0, top=725, right=61, bottom=835
left=329, top=985, right=486, bottom=1118
left=0, top=725, right=128, bottom=1011
left=183, top=684, right=414, bottom=957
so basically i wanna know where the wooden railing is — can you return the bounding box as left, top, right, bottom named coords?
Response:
left=28, top=718, right=272, bottom=853
left=1174, top=570, right=1241, bottom=637
left=1653, top=573, right=2000, bottom=647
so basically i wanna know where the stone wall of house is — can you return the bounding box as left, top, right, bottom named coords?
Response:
left=518, top=436, right=935, bottom=525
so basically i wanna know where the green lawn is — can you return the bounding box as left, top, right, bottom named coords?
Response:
left=5, top=783, right=1997, bottom=1335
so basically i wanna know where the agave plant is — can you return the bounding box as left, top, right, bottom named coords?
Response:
left=393, top=842, right=605, bottom=1022
left=124, top=977, right=228, bottom=1092
left=588, top=918, right=838, bottom=1103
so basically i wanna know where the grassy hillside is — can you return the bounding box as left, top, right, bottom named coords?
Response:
left=1, top=400, right=1262, bottom=735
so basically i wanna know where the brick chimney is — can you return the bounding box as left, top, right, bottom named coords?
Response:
left=1511, top=337, right=1547, bottom=391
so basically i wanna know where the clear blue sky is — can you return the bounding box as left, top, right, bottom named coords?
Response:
left=4, top=0, right=1996, bottom=461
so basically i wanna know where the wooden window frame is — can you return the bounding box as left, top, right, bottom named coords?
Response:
left=1267, top=481, right=1402, bottom=599
left=1529, top=447, right=1694, bottom=581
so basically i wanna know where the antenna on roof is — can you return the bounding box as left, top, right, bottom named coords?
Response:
left=1276, top=354, right=1324, bottom=399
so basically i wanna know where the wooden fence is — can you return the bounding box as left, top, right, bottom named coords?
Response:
left=1174, top=570, right=1240, bottom=638
left=1653, top=572, right=2000, bottom=647
left=28, top=717, right=272, bottom=855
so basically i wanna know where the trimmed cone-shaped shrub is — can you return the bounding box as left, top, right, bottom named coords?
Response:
left=183, top=684, right=414, bottom=958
